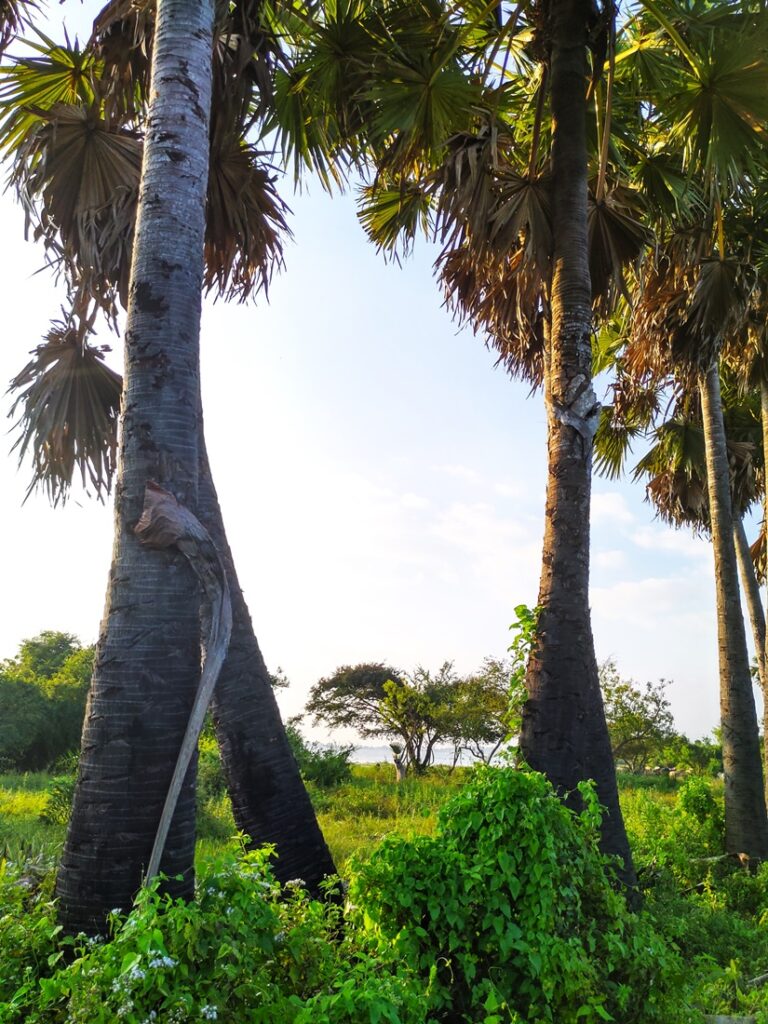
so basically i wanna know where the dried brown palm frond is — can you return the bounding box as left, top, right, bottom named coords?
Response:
left=438, top=243, right=546, bottom=386
left=628, top=241, right=752, bottom=380
left=90, top=0, right=154, bottom=125
left=490, top=170, right=552, bottom=273
left=204, top=138, right=291, bottom=301
left=750, top=525, right=765, bottom=584
left=11, top=103, right=142, bottom=319
left=0, top=0, right=38, bottom=56
left=435, top=123, right=532, bottom=257
left=587, top=184, right=652, bottom=316
left=8, top=319, right=122, bottom=505
left=436, top=127, right=502, bottom=251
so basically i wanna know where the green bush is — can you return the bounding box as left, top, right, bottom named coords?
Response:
left=287, top=723, right=354, bottom=789
left=39, top=778, right=75, bottom=827
left=0, top=846, right=428, bottom=1024
left=350, top=767, right=694, bottom=1024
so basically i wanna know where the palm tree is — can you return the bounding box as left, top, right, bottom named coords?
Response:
left=602, top=232, right=768, bottom=855
left=44, top=0, right=218, bottom=934
left=275, top=0, right=651, bottom=881
left=1, top=3, right=338, bottom=921
left=603, top=374, right=768, bottom=803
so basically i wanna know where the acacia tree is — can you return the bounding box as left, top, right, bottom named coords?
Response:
left=306, top=662, right=458, bottom=775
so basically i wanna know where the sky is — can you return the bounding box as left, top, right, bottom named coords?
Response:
left=0, top=1, right=760, bottom=744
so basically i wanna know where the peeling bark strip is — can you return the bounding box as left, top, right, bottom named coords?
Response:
left=134, top=482, right=232, bottom=883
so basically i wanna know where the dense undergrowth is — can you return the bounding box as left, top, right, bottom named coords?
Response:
left=0, top=762, right=767, bottom=1023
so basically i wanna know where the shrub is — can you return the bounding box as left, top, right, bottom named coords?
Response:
left=0, top=846, right=429, bottom=1024
left=287, top=722, right=354, bottom=788
left=350, top=767, right=694, bottom=1024
left=39, top=778, right=75, bottom=826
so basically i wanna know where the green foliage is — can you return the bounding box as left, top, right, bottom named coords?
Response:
left=0, top=846, right=429, bottom=1024
left=286, top=720, right=355, bottom=789
left=600, top=661, right=675, bottom=773
left=350, top=767, right=693, bottom=1024
left=0, top=633, right=92, bottom=771
left=622, top=776, right=725, bottom=892
left=38, top=778, right=75, bottom=827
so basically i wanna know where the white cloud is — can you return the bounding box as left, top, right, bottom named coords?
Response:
left=592, top=491, right=634, bottom=524
left=631, top=525, right=709, bottom=560
left=594, top=549, right=627, bottom=571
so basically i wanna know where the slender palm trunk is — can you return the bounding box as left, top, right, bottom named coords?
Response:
left=519, top=0, right=635, bottom=887
left=196, top=435, right=337, bottom=891
left=700, top=365, right=768, bottom=857
left=733, top=517, right=766, bottom=689
left=56, top=0, right=216, bottom=934
left=734, top=516, right=768, bottom=802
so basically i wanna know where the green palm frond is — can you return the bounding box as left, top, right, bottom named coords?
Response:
left=664, top=35, right=768, bottom=187
left=0, top=31, right=99, bottom=153
left=357, top=177, right=434, bottom=258
left=593, top=407, right=646, bottom=481
left=204, top=139, right=291, bottom=301
left=368, top=54, right=477, bottom=174
left=8, top=320, right=122, bottom=506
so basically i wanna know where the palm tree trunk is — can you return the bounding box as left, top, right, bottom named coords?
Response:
left=700, top=364, right=768, bottom=858
left=733, top=517, right=766, bottom=689
left=56, top=0, right=216, bottom=934
left=196, top=435, right=337, bottom=892
left=519, top=0, right=635, bottom=888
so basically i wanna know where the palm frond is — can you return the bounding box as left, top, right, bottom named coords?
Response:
left=588, top=184, right=652, bottom=315
left=357, top=177, right=434, bottom=258
left=204, top=140, right=291, bottom=302
left=8, top=320, right=122, bottom=506
left=0, top=0, right=39, bottom=57
left=10, top=103, right=142, bottom=319
left=90, top=0, right=154, bottom=125
left=0, top=31, right=99, bottom=153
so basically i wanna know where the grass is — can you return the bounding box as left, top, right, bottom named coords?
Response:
left=2, top=762, right=768, bottom=1020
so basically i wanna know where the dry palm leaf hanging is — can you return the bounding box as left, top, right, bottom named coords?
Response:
left=11, top=103, right=142, bottom=318
left=205, top=137, right=291, bottom=301
left=0, top=0, right=38, bottom=57
left=588, top=184, right=651, bottom=315
left=8, top=321, right=122, bottom=505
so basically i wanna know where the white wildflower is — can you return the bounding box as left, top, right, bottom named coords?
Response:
left=200, top=1005, right=218, bottom=1020
left=148, top=954, right=178, bottom=969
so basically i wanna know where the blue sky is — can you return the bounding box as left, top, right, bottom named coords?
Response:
left=0, top=1, right=755, bottom=743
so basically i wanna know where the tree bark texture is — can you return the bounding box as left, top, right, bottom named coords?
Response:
left=700, top=365, right=768, bottom=858
left=733, top=517, right=765, bottom=690
left=56, top=0, right=216, bottom=933
left=197, top=437, right=338, bottom=892
left=519, top=0, right=636, bottom=887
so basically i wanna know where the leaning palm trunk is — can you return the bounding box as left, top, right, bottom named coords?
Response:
left=519, top=0, right=635, bottom=888
left=56, top=0, right=216, bottom=934
left=197, top=436, right=337, bottom=891
left=700, top=365, right=768, bottom=857
left=733, top=517, right=766, bottom=689
left=733, top=516, right=768, bottom=804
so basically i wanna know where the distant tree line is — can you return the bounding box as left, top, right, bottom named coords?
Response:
left=0, top=631, right=92, bottom=771
left=0, top=629, right=723, bottom=785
